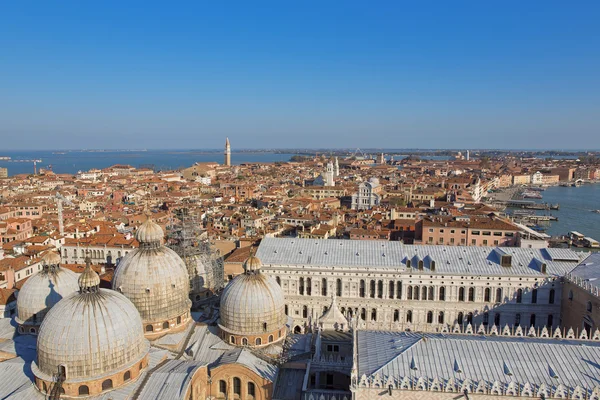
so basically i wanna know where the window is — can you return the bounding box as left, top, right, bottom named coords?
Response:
left=123, top=371, right=131, bottom=381
left=396, top=282, right=402, bottom=299
left=276, top=276, right=281, bottom=286
left=102, top=379, right=113, bottom=391
left=248, top=382, right=256, bottom=397
left=360, top=308, right=366, bottom=320
left=531, top=289, right=537, bottom=304
left=407, top=286, right=413, bottom=300
left=230, top=336, right=236, bottom=344
left=530, top=314, right=536, bottom=327
left=268, top=335, right=273, bottom=343
left=263, top=322, right=267, bottom=332
left=394, top=310, right=400, bottom=322
left=242, top=337, right=248, bottom=346
left=484, top=288, right=491, bottom=302
left=146, top=324, right=153, bottom=332
left=516, top=289, right=522, bottom=303
left=370, top=280, right=376, bottom=298
left=306, top=278, right=312, bottom=295
left=389, top=280, right=395, bottom=298
left=234, top=377, right=241, bottom=395
left=414, top=286, right=420, bottom=300
left=336, top=279, right=342, bottom=297
left=299, top=277, right=304, bottom=295
left=496, top=288, right=502, bottom=303
left=466, top=312, right=473, bottom=324
left=427, top=311, right=433, bottom=323
left=359, top=280, right=365, bottom=298
left=378, top=280, right=383, bottom=298
left=371, top=308, right=377, bottom=321
left=549, top=289, right=555, bottom=304
left=439, top=286, right=445, bottom=301
left=515, top=313, right=521, bottom=326
left=422, top=286, right=427, bottom=300
left=547, top=315, right=553, bottom=328
left=255, top=337, right=262, bottom=345
left=457, top=312, right=464, bottom=325
left=219, top=380, right=227, bottom=395
left=438, top=311, right=444, bottom=324
left=458, top=287, right=465, bottom=302
left=494, top=313, right=500, bottom=326
left=483, top=312, right=489, bottom=326
left=163, top=321, right=169, bottom=329
left=406, top=310, right=412, bottom=323
left=79, top=386, right=89, bottom=395
left=322, top=278, right=327, bottom=296
left=428, top=286, right=434, bottom=300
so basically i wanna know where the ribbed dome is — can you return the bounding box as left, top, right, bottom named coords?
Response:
left=243, top=254, right=262, bottom=272
left=219, top=270, right=286, bottom=335
left=33, top=288, right=149, bottom=381
left=113, top=234, right=191, bottom=324
left=135, top=215, right=164, bottom=246
left=16, top=266, right=79, bottom=327
left=42, top=251, right=61, bottom=266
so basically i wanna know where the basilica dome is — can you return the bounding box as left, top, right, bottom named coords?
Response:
left=219, top=254, right=287, bottom=346
left=112, top=215, right=191, bottom=337
left=15, top=252, right=79, bottom=335
left=32, top=261, right=150, bottom=397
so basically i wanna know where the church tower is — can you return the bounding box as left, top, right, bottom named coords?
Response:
left=334, top=157, right=339, bottom=177
left=325, top=160, right=335, bottom=187
left=224, top=137, right=231, bottom=166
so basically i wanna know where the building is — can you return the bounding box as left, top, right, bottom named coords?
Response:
left=325, top=160, right=335, bottom=187
left=0, top=167, right=7, bottom=179
left=562, top=253, right=600, bottom=335
left=224, top=137, right=231, bottom=166
left=351, top=178, right=382, bottom=210
left=417, top=215, right=519, bottom=247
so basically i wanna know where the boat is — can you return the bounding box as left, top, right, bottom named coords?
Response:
left=522, top=191, right=543, bottom=199
left=593, top=210, right=600, bottom=214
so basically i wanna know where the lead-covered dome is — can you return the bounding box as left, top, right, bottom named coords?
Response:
left=32, top=261, right=150, bottom=397
left=16, top=252, right=79, bottom=335
left=219, top=254, right=287, bottom=345
left=112, top=215, right=191, bottom=337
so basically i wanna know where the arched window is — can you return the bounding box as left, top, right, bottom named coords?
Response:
left=336, top=278, right=342, bottom=297
left=389, top=280, right=395, bottom=298
left=219, top=380, right=227, bottom=395
left=268, top=335, right=274, bottom=343
left=468, top=287, right=475, bottom=302
left=123, top=371, right=131, bottom=381
left=359, top=280, right=365, bottom=298
left=406, top=260, right=411, bottom=268
left=234, top=377, right=241, bottom=395
left=418, top=260, right=424, bottom=270
left=294, top=326, right=302, bottom=334
left=496, top=288, right=502, bottom=303
left=407, top=286, right=413, bottom=300
left=393, top=310, right=399, bottom=322
left=494, top=313, right=501, bottom=326
left=466, top=312, right=473, bottom=324
left=458, top=287, right=465, bottom=302
left=549, top=289, right=555, bottom=304
left=422, top=286, right=427, bottom=300
left=457, top=312, right=464, bottom=325
left=483, top=312, right=489, bottom=326
left=322, top=278, right=327, bottom=296
left=587, top=301, right=593, bottom=312
left=177, top=316, right=182, bottom=324
left=255, top=337, right=262, bottom=346
left=431, top=260, right=436, bottom=271
left=439, top=286, right=445, bottom=301
left=396, top=281, right=402, bottom=299
left=306, top=278, right=312, bottom=295
left=438, top=311, right=444, bottom=324
left=146, top=325, right=153, bottom=332
left=284, top=305, right=288, bottom=315
left=79, top=385, right=89, bottom=395
left=377, top=280, right=383, bottom=298
left=276, top=276, right=281, bottom=286
left=102, top=379, right=113, bottom=391
left=413, top=286, right=420, bottom=300
left=406, top=310, right=413, bottom=323
left=263, top=322, right=267, bottom=332
left=530, top=314, right=536, bottom=327
left=515, top=313, right=521, bottom=326
left=516, top=289, right=523, bottom=303
left=531, top=288, right=538, bottom=304
left=299, top=277, right=305, bottom=295
left=58, top=365, right=66, bottom=379
left=484, top=288, right=491, bottom=302
left=248, top=382, right=256, bottom=397
left=428, top=286, right=434, bottom=301
left=302, top=305, right=308, bottom=318
left=242, top=338, right=248, bottom=346
left=162, top=321, right=169, bottom=329
left=371, top=308, right=377, bottom=321
left=230, top=336, right=236, bottom=344
left=370, top=280, right=376, bottom=298
left=427, top=311, right=433, bottom=324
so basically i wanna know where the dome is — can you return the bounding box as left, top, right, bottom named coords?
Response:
left=32, top=264, right=149, bottom=395
left=219, top=257, right=286, bottom=337
left=135, top=214, right=165, bottom=245
left=42, top=250, right=61, bottom=266
left=113, top=218, right=191, bottom=335
left=16, top=264, right=79, bottom=331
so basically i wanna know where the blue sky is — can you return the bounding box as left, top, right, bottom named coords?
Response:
left=1, top=1, right=599, bottom=150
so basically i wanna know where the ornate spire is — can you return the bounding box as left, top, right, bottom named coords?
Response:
left=79, top=257, right=100, bottom=293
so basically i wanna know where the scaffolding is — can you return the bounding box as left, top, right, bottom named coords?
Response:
left=167, top=208, right=224, bottom=303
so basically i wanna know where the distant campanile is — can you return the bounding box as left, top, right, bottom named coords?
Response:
left=224, top=137, right=231, bottom=166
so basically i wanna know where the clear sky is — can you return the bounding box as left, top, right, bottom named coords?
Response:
left=1, top=1, right=599, bottom=150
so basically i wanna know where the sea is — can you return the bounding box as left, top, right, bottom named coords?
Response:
left=532, top=184, right=600, bottom=240
left=0, top=150, right=297, bottom=176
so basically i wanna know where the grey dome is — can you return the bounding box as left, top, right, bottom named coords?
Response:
left=220, top=270, right=286, bottom=335
left=33, top=288, right=149, bottom=381
left=113, top=222, right=191, bottom=324
left=135, top=216, right=164, bottom=245
left=16, top=266, right=79, bottom=327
